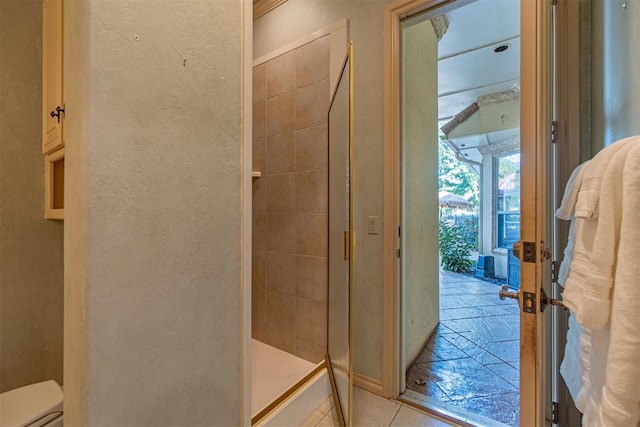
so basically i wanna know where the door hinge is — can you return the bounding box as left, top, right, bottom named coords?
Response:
left=551, top=400, right=559, bottom=424
left=551, top=260, right=560, bottom=283
left=551, top=120, right=558, bottom=143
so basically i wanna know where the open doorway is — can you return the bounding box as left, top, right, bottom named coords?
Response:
left=400, top=1, right=522, bottom=425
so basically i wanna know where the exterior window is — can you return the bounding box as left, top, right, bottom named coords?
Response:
left=496, top=153, right=520, bottom=248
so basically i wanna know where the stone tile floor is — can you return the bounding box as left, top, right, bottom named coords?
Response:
left=406, top=270, right=520, bottom=426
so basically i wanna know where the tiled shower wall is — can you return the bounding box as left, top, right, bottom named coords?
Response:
left=252, top=36, right=330, bottom=363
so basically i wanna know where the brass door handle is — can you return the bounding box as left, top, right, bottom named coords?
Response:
left=512, top=241, right=521, bottom=260
left=499, top=285, right=519, bottom=301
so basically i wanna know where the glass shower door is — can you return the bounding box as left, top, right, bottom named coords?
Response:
left=327, top=43, right=353, bottom=427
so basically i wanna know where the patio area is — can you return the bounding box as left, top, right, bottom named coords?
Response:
left=406, top=269, right=521, bottom=426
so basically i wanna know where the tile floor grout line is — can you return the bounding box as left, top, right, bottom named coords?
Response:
left=387, top=402, right=403, bottom=427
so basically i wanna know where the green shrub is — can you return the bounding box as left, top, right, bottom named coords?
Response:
left=455, top=215, right=479, bottom=251
left=439, top=219, right=474, bottom=272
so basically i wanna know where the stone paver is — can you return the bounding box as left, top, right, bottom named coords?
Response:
left=406, top=271, right=520, bottom=426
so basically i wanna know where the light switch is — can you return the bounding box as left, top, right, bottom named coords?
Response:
left=367, top=216, right=379, bottom=235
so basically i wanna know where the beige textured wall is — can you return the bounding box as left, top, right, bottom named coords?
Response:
left=401, top=19, right=440, bottom=368
left=252, top=36, right=330, bottom=363
left=255, top=0, right=393, bottom=382
left=63, top=0, right=245, bottom=424
left=0, top=0, right=64, bottom=393
left=591, top=0, right=640, bottom=150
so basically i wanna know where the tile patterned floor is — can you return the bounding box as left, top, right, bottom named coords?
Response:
left=301, top=387, right=459, bottom=427
left=406, top=271, right=520, bottom=426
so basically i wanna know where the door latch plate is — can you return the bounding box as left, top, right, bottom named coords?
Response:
left=522, top=291, right=536, bottom=314
left=523, top=241, right=537, bottom=263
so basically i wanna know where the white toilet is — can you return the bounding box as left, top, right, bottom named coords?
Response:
left=0, top=380, right=63, bottom=427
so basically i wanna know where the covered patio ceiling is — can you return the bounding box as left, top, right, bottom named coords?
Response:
left=434, top=0, right=521, bottom=169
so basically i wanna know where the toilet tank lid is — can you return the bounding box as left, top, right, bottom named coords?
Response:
left=0, top=380, right=63, bottom=427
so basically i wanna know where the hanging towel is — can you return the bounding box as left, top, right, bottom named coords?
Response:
left=582, top=143, right=640, bottom=427
left=560, top=313, right=591, bottom=413
left=557, top=162, right=591, bottom=413
left=556, top=162, right=588, bottom=286
left=562, top=137, right=638, bottom=328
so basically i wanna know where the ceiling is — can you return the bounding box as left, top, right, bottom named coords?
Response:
left=433, top=0, right=521, bottom=166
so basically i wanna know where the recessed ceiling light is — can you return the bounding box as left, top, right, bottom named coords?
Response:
left=460, top=144, right=466, bottom=147
left=494, top=44, right=510, bottom=53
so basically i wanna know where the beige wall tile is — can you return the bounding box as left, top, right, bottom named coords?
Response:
left=266, top=173, right=296, bottom=213
left=253, top=63, right=267, bottom=102
left=296, top=213, right=328, bottom=257
left=296, top=169, right=328, bottom=213
left=295, top=297, right=327, bottom=346
left=264, top=327, right=296, bottom=355
left=267, top=213, right=297, bottom=254
left=253, top=99, right=266, bottom=139
left=267, top=91, right=296, bottom=136
left=252, top=175, right=266, bottom=214
left=296, top=255, right=328, bottom=301
left=267, top=50, right=296, bottom=98
left=253, top=213, right=267, bottom=251
left=253, top=137, right=265, bottom=174
left=294, top=338, right=326, bottom=364
left=266, top=290, right=295, bottom=333
left=266, top=132, right=296, bottom=174
left=252, top=324, right=265, bottom=342
left=253, top=250, right=266, bottom=289
left=296, top=79, right=329, bottom=130
left=296, top=125, right=328, bottom=171
left=296, top=36, right=330, bottom=88
left=266, top=251, right=296, bottom=295
left=252, top=286, right=266, bottom=331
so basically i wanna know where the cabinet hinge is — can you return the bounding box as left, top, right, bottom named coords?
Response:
left=551, top=260, right=560, bottom=283
left=396, top=248, right=401, bottom=259
left=551, top=120, right=558, bottom=143
left=398, top=226, right=401, bottom=237
left=551, top=400, right=559, bottom=424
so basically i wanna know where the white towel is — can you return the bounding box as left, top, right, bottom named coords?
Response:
left=556, top=163, right=588, bottom=286
left=560, top=313, right=591, bottom=412
left=563, top=137, right=639, bottom=328
left=582, top=143, right=640, bottom=426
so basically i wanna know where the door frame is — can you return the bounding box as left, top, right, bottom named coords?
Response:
left=382, top=0, right=554, bottom=425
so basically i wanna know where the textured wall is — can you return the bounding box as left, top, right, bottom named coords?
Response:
left=591, top=0, right=640, bottom=150
left=255, top=0, right=393, bottom=383
left=252, top=36, right=330, bottom=363
left=0, top=0, right=64, bottom=393
left=401, top=19, right=440, bottom=368
left=63, top=0, right=245, bottom=424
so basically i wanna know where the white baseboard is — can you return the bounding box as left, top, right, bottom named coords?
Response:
left=353, top=372, right=384, bottom=396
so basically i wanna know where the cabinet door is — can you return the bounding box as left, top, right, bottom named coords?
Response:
left=43, top=0, right=63, bottom=154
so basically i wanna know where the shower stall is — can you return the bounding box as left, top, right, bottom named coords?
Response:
left=250, top=23, right=353, bottom=425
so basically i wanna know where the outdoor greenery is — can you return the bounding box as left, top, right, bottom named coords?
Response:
left=439, top=219, right=474, bottom=272
left=438, top=139, right=479, bottom=208
left=455, top=215, right=479, bottom=251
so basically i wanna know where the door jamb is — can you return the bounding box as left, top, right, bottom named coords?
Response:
left=382, top=0, right=454, bottom=400
left=382, top=1, right=553, bottom=425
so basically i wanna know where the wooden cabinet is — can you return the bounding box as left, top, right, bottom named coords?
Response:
left=43, top=0, right=64, bottom=154
left=45, top=148, right=65, bottom=220
left=43, top=0, right=64, bottom=219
